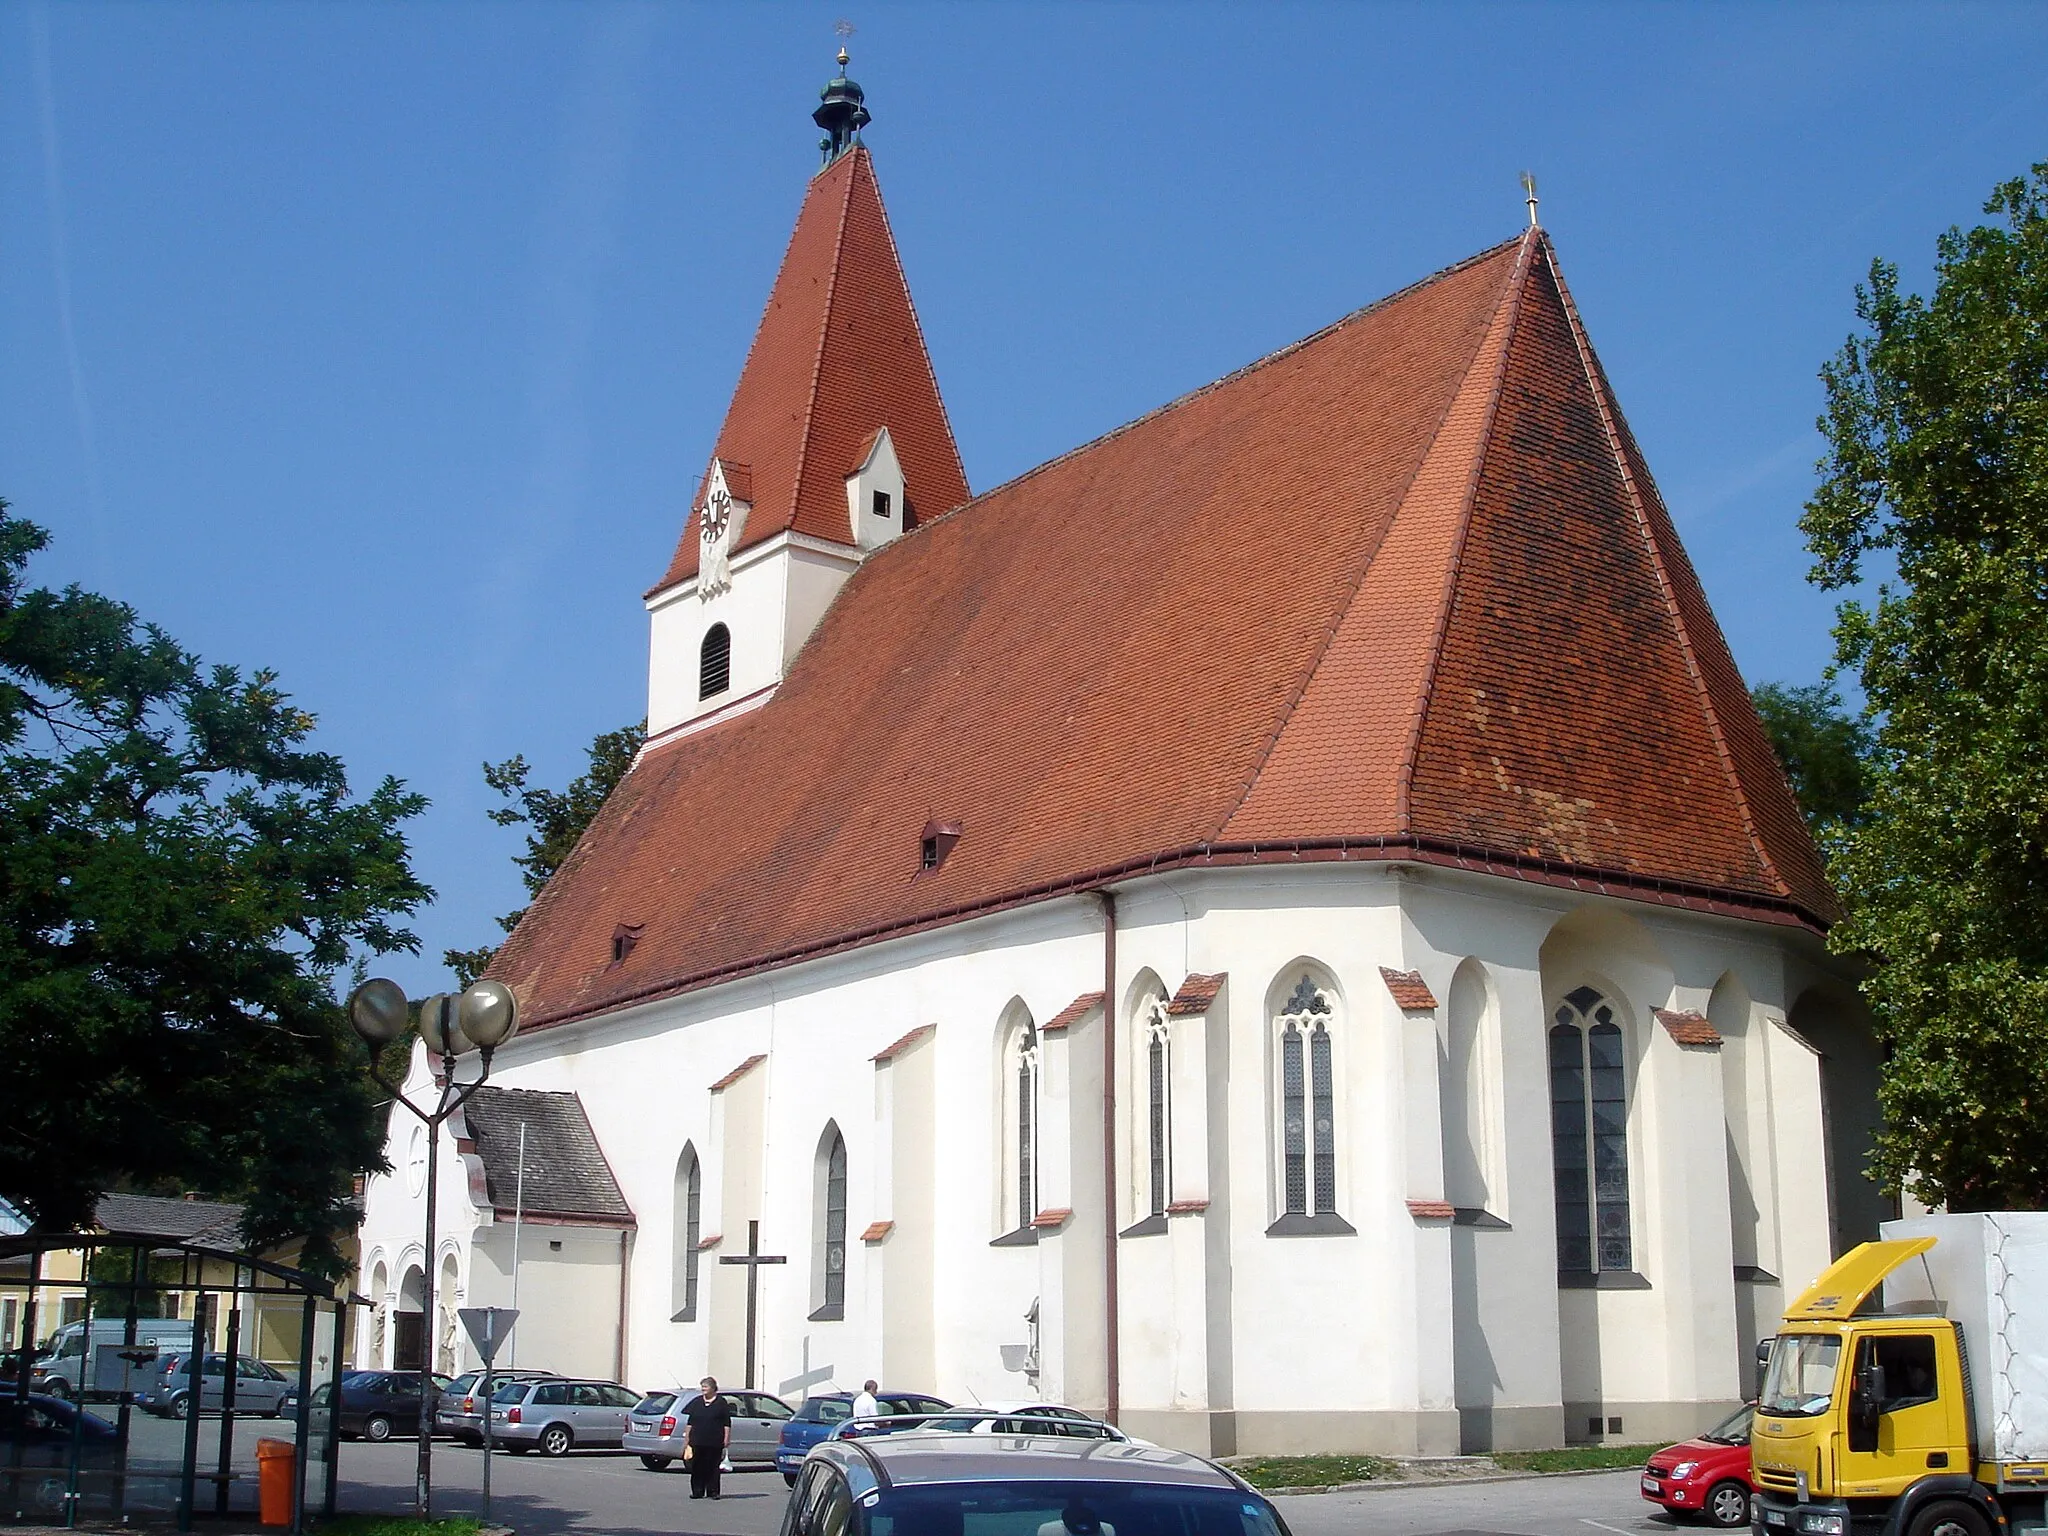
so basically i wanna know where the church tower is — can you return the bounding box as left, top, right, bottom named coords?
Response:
left=644, top=53, right=970, bottom=743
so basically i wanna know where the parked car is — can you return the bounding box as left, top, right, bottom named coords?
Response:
left=775, top=1391, right=952, bottom=1484
left=623, top=1388, right=794, bottom=1470
left=840, top=1402, right=1123, bottom=1441
left=489, top=1377, right=643, bottom=1457
left=434, top=1368, right=558, bottom=1445
left=780, top=1422, right=1291, bottom=1536
left=282, top=1370, right=453, bottom=1442
left=141, top=1353, right=290, bottom=1418
left=32, top=1318, right=193, bottom=1400
left=1640, top=1402, right=1755, bottom=1527
left=0, top=1388, right=120, bottom=1518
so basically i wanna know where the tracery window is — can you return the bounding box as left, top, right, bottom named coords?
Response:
left=811, top=1126, right=847, bottom=1320
left=1015, top=1021, right=1039, bottom=1231
left=1273, top=973, right=1343, bottom=1226
left=1549, top=986, right=1632, bottom=1275
left=672, top=1145, right=701, bottom=1320
left=1145, top=1002, right=1171, bottom=1219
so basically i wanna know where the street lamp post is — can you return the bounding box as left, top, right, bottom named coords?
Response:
left=347, top=977, right=520, bottom=1520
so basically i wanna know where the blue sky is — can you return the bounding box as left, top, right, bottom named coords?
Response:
left=3, top=2, right=2044, bottom=997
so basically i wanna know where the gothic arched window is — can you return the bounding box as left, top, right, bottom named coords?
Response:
left=1549, top=986, right=1632, bottom=1276
left=993, top=1014, right=1041, bottom=1243
left=1269, top=972, right=1351, bottom=1233
left=1146, top=1002, right=1171, bottom=1220
left=671, top=1145, right=701, bottom=1321
left=700, top=623, right=731, bottom=700
left=811, top=1125, right=848, bottom=1320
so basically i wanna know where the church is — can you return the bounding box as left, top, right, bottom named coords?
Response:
left=354, top=55, right=1884, bottom=1456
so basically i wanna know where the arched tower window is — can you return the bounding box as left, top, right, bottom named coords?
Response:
left=1549, top=985, right=1632, bottom=1275
left=1270, top=971, right=1349, bottom=1232
left=810, top=1125, right=848, bottom=1320
left=672, top=1145, right=701, bottom=1321
left=699, top=623, right=731, bottom=700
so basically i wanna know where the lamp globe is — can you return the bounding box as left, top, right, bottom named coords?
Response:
left=457, top=980, right=520, bottom=1049
left=416, top=993, right=474, bottom=1057
left=347, top=978, right=410, bottom=1046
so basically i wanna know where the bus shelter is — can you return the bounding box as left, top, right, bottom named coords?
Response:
left=0, top=1226, right=352, bottom=1531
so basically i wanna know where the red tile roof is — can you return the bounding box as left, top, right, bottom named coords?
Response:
left=1379, top=968, right=1439, bottom=1011
left=1165, top=974, right=1226, bottom=1016
left=652, top=149, right=969, bottom=592
left=1406, top=1199, right=1457, bottom=1220
left=859, top=1220, right=894, bottom=1243
left=493, top=222, right=1834, bottom=1034
left=707, top=1054, right=767, bottom=1092
left=1654, top=1008, right=1723, bottom=1048
left=1040, top=992, right=1105, bottom=1034
left=870, top=1024, right=935, bottom=1061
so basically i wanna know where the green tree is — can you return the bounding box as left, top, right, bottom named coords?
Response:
left=1801, top=163, right=2048, bottom=1210
left=0, top=503, right=430, bottom=1273
left=445, top=719, right=645, bottom=986
left=1751, top=681, right=1873, bottom=841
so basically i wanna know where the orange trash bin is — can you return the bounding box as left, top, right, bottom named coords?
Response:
left=255, top=1438, right=296, bottom=1527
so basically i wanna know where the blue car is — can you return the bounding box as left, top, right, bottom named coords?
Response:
left=776, top=1391, right=950, bottom=1484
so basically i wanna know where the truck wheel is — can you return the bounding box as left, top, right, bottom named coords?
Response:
left=42, top=1380, right=70, bottom=1402
left=640, top=1455, right=672, bottom=1471
left=363, top=1414, right=394, bottom=1443
left=1705, top=1481, right=1750, bottom=1528
left=1908, top=1503, right=1991, bottom=1536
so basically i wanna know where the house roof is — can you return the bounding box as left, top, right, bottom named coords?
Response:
left=494, top=221, right=1831, bottom=1034
left=652, top=147, right=969, bottom=592
left=92, top=1192, right=248, bottom=1245
left=459, top=1088, right=633, bottom=1225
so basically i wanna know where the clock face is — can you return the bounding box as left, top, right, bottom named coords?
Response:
left=702, top=488, right=732, bottom=543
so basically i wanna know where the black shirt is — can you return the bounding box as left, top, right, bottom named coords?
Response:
left=681, top=1393, right=733, bottom=1450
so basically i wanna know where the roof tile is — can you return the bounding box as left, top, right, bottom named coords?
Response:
left=1379, top=968, right=1439, bottom=1010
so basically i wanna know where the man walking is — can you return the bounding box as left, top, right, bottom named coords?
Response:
left=851, top=1380, right=880, bottom=1420
left=681, top=1377, right=733, bottom=1500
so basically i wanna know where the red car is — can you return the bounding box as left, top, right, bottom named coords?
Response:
left=1641, top=1402, right=1754, bottom=1527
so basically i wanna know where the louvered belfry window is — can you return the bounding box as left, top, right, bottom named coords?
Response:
left=1278, top=975, right=1337, bottom=1216
left=699, top=623, right=731, bottom=700
left=1549, top=986, right=1632, bottom=1274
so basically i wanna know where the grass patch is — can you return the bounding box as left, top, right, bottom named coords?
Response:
left=1493, top=1444, right=1661, bottom=1473
left=314, top=1517, right=485, bottom=1536
left=1231, top=1455, right=1400, bottom=1489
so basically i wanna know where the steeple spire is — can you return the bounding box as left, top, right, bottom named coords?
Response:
left=814, top=34, right=870, bottom=166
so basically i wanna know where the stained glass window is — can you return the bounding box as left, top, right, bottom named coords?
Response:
left=1549, top=987, right=1632, bottom=1275
left=822, top=1130, right=847, bottom=1313
left=1277, top=975, right=1337, bottom=1218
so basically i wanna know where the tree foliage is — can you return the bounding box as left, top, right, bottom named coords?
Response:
left=0, top=503, right=429, bottom=1272
left=444, top=719, right=645, bottom=987
left=1801, top=164, right=2048, bottom=1210
left=1751, top=681, right=1874, bottom=841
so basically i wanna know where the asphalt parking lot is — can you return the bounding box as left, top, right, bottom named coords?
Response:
left=331, top=1440, right=1688, bottom=1536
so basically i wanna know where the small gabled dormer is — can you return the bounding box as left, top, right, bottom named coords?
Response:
left=846, top=428, right=909, bottom=553
left=698, top=459, right=752, bottom=597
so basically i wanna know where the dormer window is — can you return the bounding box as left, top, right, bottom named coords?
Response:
left=846, top=428, right=907, bottom=553
left=611, top=923, right=644, bottom=965
left=700, top=624, right=731, bottom=699
left=872, top=490, right=892, bottom=520
left=918, top=819, right=962, bottom=874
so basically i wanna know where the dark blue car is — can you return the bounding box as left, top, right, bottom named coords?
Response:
left=776, top=1391, right=950, bottom=1483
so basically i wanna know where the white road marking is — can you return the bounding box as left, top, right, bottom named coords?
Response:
left=1581, top=1519, right=1642, bottom=1536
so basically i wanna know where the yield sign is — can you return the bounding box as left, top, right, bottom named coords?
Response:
left=457, top=1307, right=519, bottom=1365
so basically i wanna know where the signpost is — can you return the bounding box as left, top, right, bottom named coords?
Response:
left=457, top=1308, right=518, bottom=1521
left=717, top=1222, right=786, bottom=1390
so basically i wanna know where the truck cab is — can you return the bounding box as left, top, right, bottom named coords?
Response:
left=1752, top=1227, right=2048, bottom=1536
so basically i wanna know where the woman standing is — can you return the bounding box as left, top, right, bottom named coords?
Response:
left=681, top=1377, right=733, bottom=1500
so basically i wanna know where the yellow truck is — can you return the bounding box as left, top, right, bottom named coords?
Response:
left=1752, top=1213, right=2048, bottom=1536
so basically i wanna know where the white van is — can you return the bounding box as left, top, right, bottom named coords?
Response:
left=35, top=1317, right=194, bottom=1399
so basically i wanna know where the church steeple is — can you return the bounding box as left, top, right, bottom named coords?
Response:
left=643, top=90, right=969, bottom=743
left=813, top=46, right=870, bottom=166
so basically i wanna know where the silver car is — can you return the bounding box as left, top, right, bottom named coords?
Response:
left=141, top=1354, right=290, bottom=1419
left=622, top=1389, right=793, bottom=1471
left=489, top=1377, right=642, bottom=1457
left=434, top=1368, right=557, bottom=1444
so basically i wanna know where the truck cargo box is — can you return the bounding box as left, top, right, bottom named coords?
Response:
left=1883, top=1212, right=2048, bottom=1464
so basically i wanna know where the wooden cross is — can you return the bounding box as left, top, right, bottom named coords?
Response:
left=718, top=1220, right=787, bottom=1389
